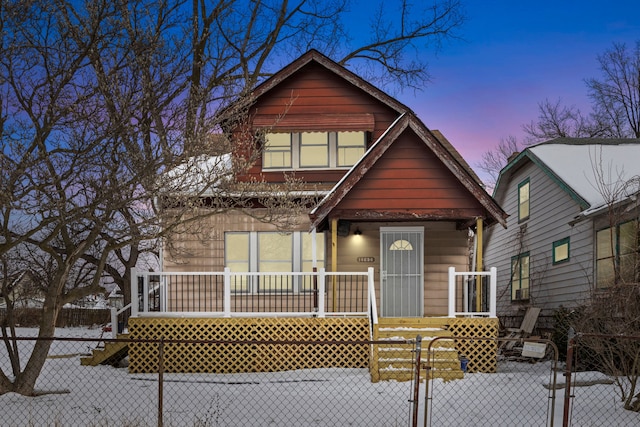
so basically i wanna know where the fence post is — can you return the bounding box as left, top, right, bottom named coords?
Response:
left=448, top=267, right=456, bottom=317
left=223, top=267, right=231, bottom=317
left=411, top=335, right=423, bottom=427
left=158, top=338, right=164, bottom=427
left=318, top=268, right=326, bottom=318
left=562, top=328, right=576, bottom=427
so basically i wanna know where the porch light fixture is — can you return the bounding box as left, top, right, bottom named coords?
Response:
left=353, top=227, right=362, bottom=236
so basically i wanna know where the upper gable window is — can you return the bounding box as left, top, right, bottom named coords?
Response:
left=518, top=179, right=530, bottom=222
left=337, top=131, right=366, bottom=167
left=263, top=131, right=366, bottom=170
left=300, top=132, right=329, bottom=167
left=264, top=133, right=292, bottom=168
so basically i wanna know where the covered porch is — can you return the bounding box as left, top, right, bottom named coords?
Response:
left=90, top=267, right=499, bottom=381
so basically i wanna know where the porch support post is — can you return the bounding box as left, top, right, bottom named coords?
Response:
left=331, top=218, right=338, bottom=312
left=448, top=266, right=455, bottom=318
left=475, top=217, right=483, bottom=312
left=223, top=267, right=231, bottom=317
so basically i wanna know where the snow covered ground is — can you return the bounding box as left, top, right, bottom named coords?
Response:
left=2, top=327, right=640, bottom=426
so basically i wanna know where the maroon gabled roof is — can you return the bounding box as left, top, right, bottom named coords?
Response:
left=309, top=113, right=507, bottom=229
left=250, top=49, right=412, bottom=116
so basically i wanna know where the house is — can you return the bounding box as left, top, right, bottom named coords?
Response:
left=483, top=138, right=640, bottom=330
left=0, top=270, right=43, bottom=309
left=89, top=50, right=507, bottom=380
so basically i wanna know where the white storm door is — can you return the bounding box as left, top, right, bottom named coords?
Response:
left=380, top=227, right=424, bottom=317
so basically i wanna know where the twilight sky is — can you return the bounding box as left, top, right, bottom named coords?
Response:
left=374, top=0, right=640, bottom=178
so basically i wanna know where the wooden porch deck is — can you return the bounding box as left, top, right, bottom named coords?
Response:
left=81, top=316, right=498, bottom=382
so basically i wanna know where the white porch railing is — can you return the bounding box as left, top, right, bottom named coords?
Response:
left=125, top=266, right=495, bottom=332
left=448, top=266, right=497, bottom=317
left=130, top=267, right=376, bottom=320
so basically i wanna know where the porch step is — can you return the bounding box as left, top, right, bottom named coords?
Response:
left=372, top=318, right=464, bottom=382
left=80, top=333, right=129, bottom=367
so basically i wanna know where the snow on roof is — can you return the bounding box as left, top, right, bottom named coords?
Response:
left=162, top=154, right=233, bottom=196
left=529, top=142, right=640, bottom=215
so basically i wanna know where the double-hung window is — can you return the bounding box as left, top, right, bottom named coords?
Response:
left=263, top=131, right=366, bottom=170
left=596, top=221, right=639, bottom=288
left=511, top=252, right=530, bottom=301
left=263, top=133, right=292, bottom=168
left=225, top=231, right=325, bottom=293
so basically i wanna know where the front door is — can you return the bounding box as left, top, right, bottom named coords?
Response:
left=380, top=227, right=424, bottom=317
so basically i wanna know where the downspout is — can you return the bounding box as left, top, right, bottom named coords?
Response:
left=475, top=217, right=483, bottom=312
left=331, top=218, right=338, bottom=312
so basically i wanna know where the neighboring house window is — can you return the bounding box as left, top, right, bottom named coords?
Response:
left=225, top=231, right=325, bottom=293
left=596, top=221, right=639, bottom=288
left=263, top=131, right=365, bottom=170
left=511, top=253, right=530, bottom=301
left=518, top=179, right=530, bottom=221
left=552, top=237, right=570, bottom=264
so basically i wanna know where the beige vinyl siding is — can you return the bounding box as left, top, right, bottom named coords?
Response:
left=329, top=221, right=469, bottom=317
left=164, top=212, right=470, bottom=316
left=163, top=210, right=311, bottom=272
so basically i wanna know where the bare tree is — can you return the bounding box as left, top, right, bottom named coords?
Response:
left=0, top=0, right=466, bottom=396
left=476, top=135, right=521, bottom=191
left=479, top=40, right=640, bottom=188
left=522, top=98, right=604, bottom=141
left=587, top=42, right=640, bottom=138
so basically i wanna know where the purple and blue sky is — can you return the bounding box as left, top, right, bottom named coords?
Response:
left=383, top=1, right=640, bottom=176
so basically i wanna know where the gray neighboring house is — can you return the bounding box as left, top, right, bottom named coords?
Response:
left=483, top=138, right=640, bottom=329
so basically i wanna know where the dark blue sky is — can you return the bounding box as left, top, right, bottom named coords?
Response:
left=368, top=0, right=640, bottom=176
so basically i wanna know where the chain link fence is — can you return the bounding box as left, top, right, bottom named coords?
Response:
left=1, top=334, right=415, bottom=426
left=565, top=333, right=640, bottom=427
left=424, top=337, right=559, bottom=426
left=4, top=332, right=640, bottom=426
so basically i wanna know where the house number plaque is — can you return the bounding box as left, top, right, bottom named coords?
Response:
left=357, top=257, right=375, bottom=263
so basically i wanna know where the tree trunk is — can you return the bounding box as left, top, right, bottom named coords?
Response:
left=0, top=297, right=59, bottom=396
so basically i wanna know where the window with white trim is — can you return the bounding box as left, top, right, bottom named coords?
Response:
left=263, top=131, right=365, bottom=170
left=224, top=231, right=325, bottom=293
